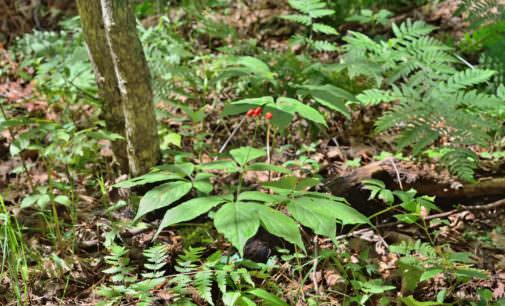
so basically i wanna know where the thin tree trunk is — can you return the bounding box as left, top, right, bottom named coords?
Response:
left=77, top=0, right=129, bottom=173
left=77, top=0, right=160, bottom=176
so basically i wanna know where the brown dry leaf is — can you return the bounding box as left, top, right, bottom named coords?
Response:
left=494, top=280, right=505, bottom=299
left=324, top=270, right=343, bottom=287
left=326, top=146, right=343, bottom=160
left=243, top=169, right=269, bottom=183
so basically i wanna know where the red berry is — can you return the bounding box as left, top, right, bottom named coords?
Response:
left=264, top=112, right=273, bottom=120
left=253, top=107, right=262, bottom=117
left=246, top=109, right=255, bottom=117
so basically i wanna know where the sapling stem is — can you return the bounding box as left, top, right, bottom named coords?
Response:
left=266, top=122, right=271, bottom=181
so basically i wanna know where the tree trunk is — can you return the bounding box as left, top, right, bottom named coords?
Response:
left=77, top=0, right=128, bottom=173
left=77, top=0, right=160, bottom=176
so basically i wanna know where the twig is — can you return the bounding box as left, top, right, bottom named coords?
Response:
left=426, top=198, right=505, bottom=220
left=336, top=197, right=505, bottom=240
left=455, top=54, right=475, bottom=69
left=388, top=158, right=403, bottom=190
left=218, top=116, right=247, bottom=153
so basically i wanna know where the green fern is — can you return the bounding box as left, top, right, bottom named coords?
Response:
left=343, top=19, right=504, bottom=181
left=167, top=248, right=286, bottom=305
left=281, top=0, right=338, bottom=52
left=441, top=149, right=479, bottom=183
left=457, top=0, right=505, bottom=28
left=195, top=271, right=214, bottom=305
left=98, top=244, right=137, bottom=305
left=458, top=0, right=505, bottom=87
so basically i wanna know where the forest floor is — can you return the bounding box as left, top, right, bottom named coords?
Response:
left=1, top=0, right=505, bottom=305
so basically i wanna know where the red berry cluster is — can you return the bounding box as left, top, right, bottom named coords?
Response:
left=246, top=107, right=272, bottom=120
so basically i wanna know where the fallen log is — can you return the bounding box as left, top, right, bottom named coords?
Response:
left=324, top=157, right=505, bottom=201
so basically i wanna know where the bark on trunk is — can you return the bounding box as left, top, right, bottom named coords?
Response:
left=77, top=0, right=160, bottom=176
left=77, top=0, right=128, bottom=173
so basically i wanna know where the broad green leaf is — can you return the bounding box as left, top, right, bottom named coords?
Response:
left=230, top=96, right=274, bottom=106
left=156, top=196, right=229, bottom=237
left=155, top=163, right=194, bottom=177
left=113, top=171, right=182, bottom=188
left=21, top=195, right=39, bottom=209
left=237, top=295, right=257, bottom=306
left=454, top=268, right=488, bottom=280
left=276, top=97, right=327, bottom=126
left=256, top=205, right=305, bottom=250
left=193, top=172, right=214, bottom=194
left=262, top=176, right=298, bottom=191
left=299, top=84, right=353, bottom=119
left=54, top=195, right=71, bottom=206
left=248, top=288, right=289, bottom=306
left=230, top=147, right=266, bottom=166
left=198, top=160, right=239, bottom=172
left=222, top=103, right=257, bottom=117
left=288, top=197, right=337, bottom=240
left=354, top=280, right=396, bottom=294
left=135, top=181, right=192, bottom=221
left=237, top=191, right=285, bottom=203
left=223, top=292, right=242, bottom=306
left=214, top=202, right=260, bottom=256
left=295, top=177, right=320, bottom=191
left=235, top=56, right=274, bottom=81
left=161, top=132, right=181, bottom=148
left=261, top=106, right=294, bottom=130
left=37, top=194, right=50, bottom=209
left=245, top=162, right=292, bottom=174
left=318, top=198, right=368, bottom=225
left=262, top=176, right=320, bottom=192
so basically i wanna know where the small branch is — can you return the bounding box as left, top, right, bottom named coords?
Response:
left=389, top=158, right=403, bottom=190
left=336, top=197, right=505, bottom=240
left=218, top=116, right=247, bottom=154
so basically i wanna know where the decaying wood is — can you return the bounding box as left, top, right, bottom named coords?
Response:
left=324, top=159, right=393, bottom=195
left=324, top=157, right=505, bottom=200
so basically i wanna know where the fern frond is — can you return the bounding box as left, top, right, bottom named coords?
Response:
left=396, top=124, right=439, bottom=155
left=309, top=9, right=335, bottom=19
left=142, top=244, right=168, bottom=279
left=280, top=14, right=312, bottom=26
left=391, top=20, right=435, bottom=42
left=356, top=89, right=401, bottom=105
left=215, top=270, right=228, bottom=294
left=309, top=39, right=338, bottom=52
left=441, top=149, right=478, bottom=182
left=453, top=90, right=502, bottom=110
left=195, top=271, right=214, bottom=305
left=442, top=69, right=496, bottom=93
left=312, top=23, right=339, bottom=35
left=458, top=0, right=505, bottom=27
left=175, top=247, right=205, bottom=273
left=288, top=0, right=326, bottom=15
